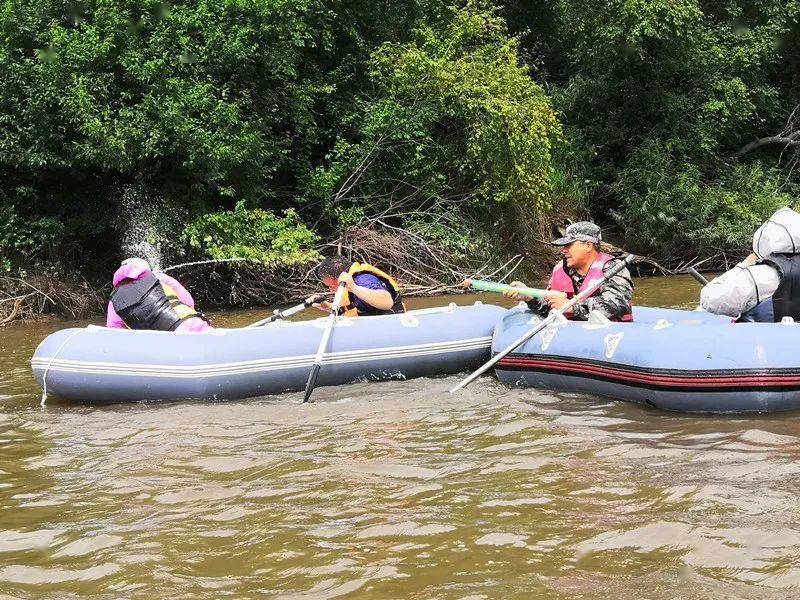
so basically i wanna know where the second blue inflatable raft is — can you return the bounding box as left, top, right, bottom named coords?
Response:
left=493, top=305, right=800, bottom=413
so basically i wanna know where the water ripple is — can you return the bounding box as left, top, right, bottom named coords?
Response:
left=2, top=308, right=800, bottom=597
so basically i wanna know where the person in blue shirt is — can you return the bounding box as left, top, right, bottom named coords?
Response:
left=308, top=256, right=405, bottom=316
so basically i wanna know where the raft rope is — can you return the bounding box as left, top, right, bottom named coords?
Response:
left=774, top=220, right=796, bottom=254
left=757, top=218, right=796, bottom=256
left=40, top=329, right=84, bottom=407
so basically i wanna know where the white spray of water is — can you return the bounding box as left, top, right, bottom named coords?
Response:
left=115, top=184, right=255, bottom=275
left=117, top=184, right=171, bottom=271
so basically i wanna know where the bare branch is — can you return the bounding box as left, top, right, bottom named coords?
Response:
left=733, top=103, right=800, bottom=159
left=732, top=134, right=800, bottom=158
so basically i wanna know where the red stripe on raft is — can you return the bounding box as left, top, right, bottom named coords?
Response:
left=497, top=357, right=800, bottom=388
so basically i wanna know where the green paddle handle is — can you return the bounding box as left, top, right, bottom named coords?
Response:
left=466, top=279, right=547, bottom=298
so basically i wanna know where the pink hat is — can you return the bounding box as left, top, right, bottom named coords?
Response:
left=112, top=258, right=151, bottom=287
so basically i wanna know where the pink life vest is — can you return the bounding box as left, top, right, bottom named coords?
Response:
left=548, top=252, right=633, bottom=321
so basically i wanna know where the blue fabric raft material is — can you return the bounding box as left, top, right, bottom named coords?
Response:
left=493, top=305, right=800, bottom=414
left=31, top=303, right=507, bottom=404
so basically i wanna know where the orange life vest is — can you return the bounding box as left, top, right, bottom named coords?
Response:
left=341, top=262, right=406, bottom=316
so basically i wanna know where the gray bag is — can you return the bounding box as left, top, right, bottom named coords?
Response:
left=753, top=207, right=800, bottom=257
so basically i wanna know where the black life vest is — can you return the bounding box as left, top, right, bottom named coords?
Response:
left=110, top=272, right=204, bottom=331
left=739, top=253, right=800, bottom=322
left=342, top=262, right=406, bottom=316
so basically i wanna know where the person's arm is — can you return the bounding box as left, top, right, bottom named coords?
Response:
left=308, top=298, right=333, bottom=313
left=572, top=260, right=633, bottom=321
left=342, top=273, right=394, bottom=311
left=157, top=273, right=195, bottom=308
left=525, top=297, right=550, bottom=317
left=106, top=300, right=126, bottom=329
left=700, top=263, right=779, bottom=316
left=503, top=281, right=550, bottom=316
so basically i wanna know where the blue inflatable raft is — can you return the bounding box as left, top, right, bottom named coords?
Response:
left=493, top=305, right=800, bottom=413
left=32, top=303, right=506, bottom=403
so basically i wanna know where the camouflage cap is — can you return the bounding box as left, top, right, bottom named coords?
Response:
left=552, top=221, right=601, bottom=246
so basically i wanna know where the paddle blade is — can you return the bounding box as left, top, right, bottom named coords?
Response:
left=302, top=364, right=321, bottom=403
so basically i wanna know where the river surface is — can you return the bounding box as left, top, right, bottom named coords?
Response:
left=0, top=276, right=798, bottom=599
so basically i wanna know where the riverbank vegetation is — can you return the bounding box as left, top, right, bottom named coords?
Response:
left=2, top=0, right=799, bottom=322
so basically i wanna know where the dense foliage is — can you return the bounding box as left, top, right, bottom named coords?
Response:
left=183, top=202, right=320, bottom=267
left=2, top=0, right=800, bottom=282
left=505, top=0, right=800, bottom=257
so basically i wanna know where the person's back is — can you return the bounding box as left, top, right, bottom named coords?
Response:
left=107, top=258, right=212, bottom=332
left=701, top=207, right=800, bottom=322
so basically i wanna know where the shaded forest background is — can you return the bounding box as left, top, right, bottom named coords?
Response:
left=2, top=0, right=800, bottom=316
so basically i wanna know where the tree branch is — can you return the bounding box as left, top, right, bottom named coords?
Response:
left=732, top=134, right=800, bottom=158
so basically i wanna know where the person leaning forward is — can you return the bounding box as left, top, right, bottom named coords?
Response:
left=308, top=256, right=406, bottom=317
left=107, top=258, right=213, bottom=332
left=701, top=207, right=800, bottom=322
left=503, top=222, right=634, bottom=321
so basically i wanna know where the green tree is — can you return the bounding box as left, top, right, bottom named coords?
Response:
left=307, top=1, right=561, bottom=263
left=506, top=0, right=800, bottom=259
left=0, top=0, right=447, bottom=271
left=182, top=201, right=320, bottom=267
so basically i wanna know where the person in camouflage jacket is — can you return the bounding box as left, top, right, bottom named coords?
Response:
left=505, top=222, right=634, bottom=321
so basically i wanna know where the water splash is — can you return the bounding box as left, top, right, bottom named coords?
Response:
left=124, top=238, right=162, bottom=272
left=117, top=184, right=179, bottom=272
left=162, top=257, right=259, bottom=273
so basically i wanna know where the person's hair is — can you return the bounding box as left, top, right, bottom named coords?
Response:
left=317, top=255, right=353, bottom=280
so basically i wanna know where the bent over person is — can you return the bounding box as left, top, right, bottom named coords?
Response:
left=309, top=255, right=405, bottom=316
left=701, top=207, right=800, bottom=322
left=504, top=222, right=634, bottom=321
left=107, top=258, right=212, bottom=332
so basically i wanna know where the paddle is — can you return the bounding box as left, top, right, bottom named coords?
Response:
left=302, top=281, right=348, bottom=403
left=246, top=294, right=326, bottom=328
left=450, top=254, right=637, bottom=393
left=685, top=267, right=709, bottom=286
left=463, top=279, right=547, bottom=298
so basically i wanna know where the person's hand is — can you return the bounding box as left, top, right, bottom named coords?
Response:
left=307, top=295, right=331, bottom=312
left=739, top=252, right=758, bottom=268
left=338, top=272, right=355, bottom=290
left=544, top=290, right=571, bottom=313
left=503, top=281, right=527, bottom=300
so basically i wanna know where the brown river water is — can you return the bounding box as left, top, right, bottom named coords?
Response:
left=0, top=275, right=798, bottom=599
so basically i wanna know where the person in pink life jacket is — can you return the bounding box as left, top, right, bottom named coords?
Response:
left=107, top=258, right=213, bottom=332
left=503, top=221, right=634, bottom=321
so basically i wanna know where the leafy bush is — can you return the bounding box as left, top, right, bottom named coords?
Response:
left=0, top=205, right=65, bottom=271
left=614, top=139, right=799, bottom=258
left=307, top=0, right=562, bottom=216
left=182, top=202, right=320, bottom=268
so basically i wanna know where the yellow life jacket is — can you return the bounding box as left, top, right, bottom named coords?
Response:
left=110, top=272, right=205, bottom=331
left=162, top=283, right=203, bottom=321
left=341, top=262, right=406, bottom=316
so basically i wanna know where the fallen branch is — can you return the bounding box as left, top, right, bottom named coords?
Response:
left=0, top=297, right=22, bottom=326
left=732, top=134, right=800, bottom=158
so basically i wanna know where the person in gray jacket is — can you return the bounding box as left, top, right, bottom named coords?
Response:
left=700, top=207, right=800, bottom=322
